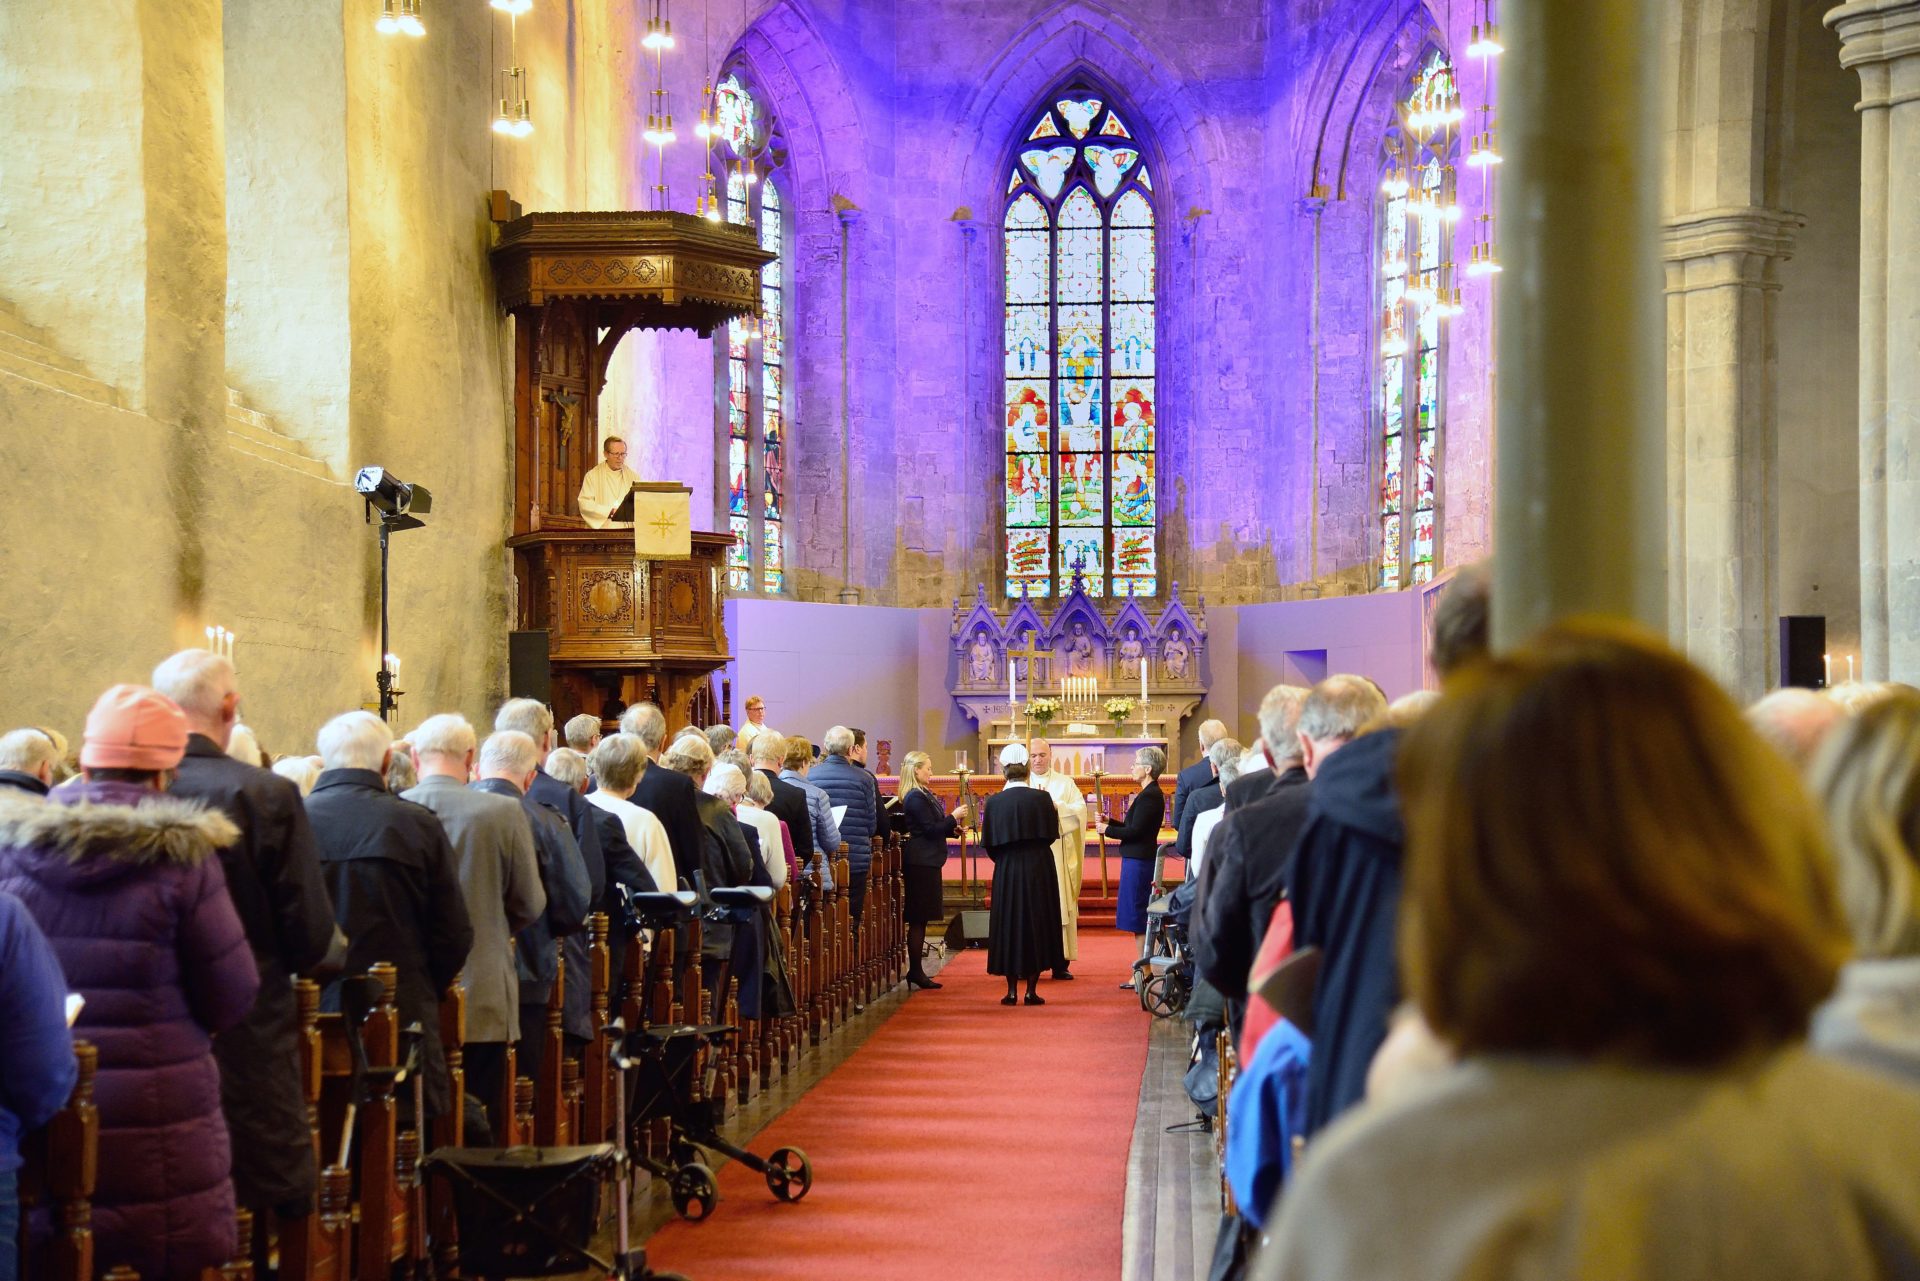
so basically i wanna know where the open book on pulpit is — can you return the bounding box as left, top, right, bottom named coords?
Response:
left=619, top=482, right=693, bottom=559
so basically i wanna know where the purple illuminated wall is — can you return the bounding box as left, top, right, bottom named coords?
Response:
left=621, top=0, right=1494, bottom=610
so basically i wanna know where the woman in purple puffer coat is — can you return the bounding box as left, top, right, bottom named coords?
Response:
left=0, top=686, right=258, bottom=1281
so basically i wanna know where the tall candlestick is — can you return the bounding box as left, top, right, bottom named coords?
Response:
left=1824, top=653, right=1832, bottom=687
left=1847, top=654, right=1855, bottom=684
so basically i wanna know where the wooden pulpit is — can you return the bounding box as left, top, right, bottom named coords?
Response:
left=491, top=209, right=773, bottom=726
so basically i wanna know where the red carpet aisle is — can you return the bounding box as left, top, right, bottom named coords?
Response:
left=646, top=932, right=1150, bottom=1280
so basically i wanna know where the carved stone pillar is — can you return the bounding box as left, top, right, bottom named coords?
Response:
left=1828, top=0, right=1920, bottom=681
left=1662, top=208, right=1803, bottom=701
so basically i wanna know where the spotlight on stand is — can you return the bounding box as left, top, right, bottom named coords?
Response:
left=354, top=467, right=433, bottom=721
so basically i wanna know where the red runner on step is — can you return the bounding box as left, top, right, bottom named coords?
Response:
left=645, top=932, right=1150, bottom=1280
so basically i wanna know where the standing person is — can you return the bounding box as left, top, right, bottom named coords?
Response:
left=1256, top=623, right=1920, bottom=1281
left=152, top=649, right=339, bottom=1235
left=1098, top=746, right=1166, bottom=989
left=562, top=714, right=602, bottom=754
left=1170, top=719, right=1228, bottom=833
left=810, top=727, right=876, bottom=918
left=778, top=737, right=840, bottom=890
left=0, top=685, right=259, bottom=1280
left=401, top=715, right=546, bottom=1135
left=469, top=731, right=589, bottom=1075
left=662, top=735, right=753, bottom=1017
left=735, top=695, right=778, bottom=753
left=585, top=734, right=675, bottom=894
left=1026, top=739, right=1088, bottom=980
left=306, top=711, right=474, bottom=1120
left=576, top=434, right=640, bottom=528
left=0, top=729, right=59, bottom=800
left=620, top=702, right=705, bottom=887
left=895, top=751, right=959, bottom=990
left=0, top=889, right=77, bottom=1278
left=979, top=744, right=1064, bottom=1006
left=750, top=732, right=811, bottom=860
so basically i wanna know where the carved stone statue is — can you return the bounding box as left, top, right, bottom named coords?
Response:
left=969, top=629, right=997, bottom=683
left=1064, top=621, right=1096, bottom=677
left=1163, top=628, right=1192, bottom=681
left=1117, top=626, right=1145, bottom=678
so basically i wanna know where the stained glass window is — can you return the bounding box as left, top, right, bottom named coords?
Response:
left=1377, top=50, right=1459, bottom=591
left=712, top=71, right=789, bottom=593
left=1003, top=88, right=1158, bottom=598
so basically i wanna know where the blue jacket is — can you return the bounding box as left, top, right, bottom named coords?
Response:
left=807, top=755, right=876, bottom=874
left=0, top=888, right=77, bottom=1174
left=778, top=770, right=839, bottom=889
left=1224, top=1018, right=1311, bottom=1228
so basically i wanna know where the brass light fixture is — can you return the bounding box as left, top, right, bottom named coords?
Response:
left=377, top=0, right=424, bottom=36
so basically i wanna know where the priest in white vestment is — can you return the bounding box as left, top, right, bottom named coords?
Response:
left=577, top=435, right=640, bottom=528
left=1027, top=739, right=1086, bottom=978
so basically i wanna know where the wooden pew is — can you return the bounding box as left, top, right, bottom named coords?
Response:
left=531, top=943, right=568, bottom=1145
left=17, top=1041, right=98, bottom=1281
left=581, top=913, right=616, bottom=1145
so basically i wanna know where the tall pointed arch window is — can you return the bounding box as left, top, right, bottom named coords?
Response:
left=1002, top=88, right=1157, bottom=599
left=712, top=71, right=788, bottom=593
left=1377, top=50, right=1462, bottom=591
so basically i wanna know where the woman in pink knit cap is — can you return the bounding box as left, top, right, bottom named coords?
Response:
left=0, top=685, right=258, bottom=1280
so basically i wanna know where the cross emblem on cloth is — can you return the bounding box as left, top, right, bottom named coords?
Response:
left=648, top=510, right=678, bottom=540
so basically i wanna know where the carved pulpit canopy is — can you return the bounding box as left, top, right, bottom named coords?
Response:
left=491, top=210, right=772, bottom=327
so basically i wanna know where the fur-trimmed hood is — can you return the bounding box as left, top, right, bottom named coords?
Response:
left=0, top=781, right=239, bottom=885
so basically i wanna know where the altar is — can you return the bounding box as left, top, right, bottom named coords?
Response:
left=946, top=571, right=1211, bottom=771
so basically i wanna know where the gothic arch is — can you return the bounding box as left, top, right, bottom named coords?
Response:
left=722, top=1, right=870, bottom=211
left=952, top=1, right=1224, bottom=218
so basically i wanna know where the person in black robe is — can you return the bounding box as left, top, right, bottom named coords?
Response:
left=979, top=744, right=1064, bottom=1005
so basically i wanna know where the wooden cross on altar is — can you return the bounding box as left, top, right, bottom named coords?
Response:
left=1007, top=629, right=1048, bottom=684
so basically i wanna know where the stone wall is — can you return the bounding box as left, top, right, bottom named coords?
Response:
left=0, top=0, right=633, bottom=750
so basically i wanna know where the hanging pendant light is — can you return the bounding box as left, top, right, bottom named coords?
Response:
left=1468, top=22, right=1504, bottom=57
left=377, top=0, right=424, bottom=35
left=1381, top=155, right=1410, bottom=198
left=493, top=67, right=533, bottom=136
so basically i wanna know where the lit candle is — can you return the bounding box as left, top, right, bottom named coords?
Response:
left=225, top=630, right=236, bottom=661
left=1847, top=654, right=1855, bottom=683
left=1824, top=653, right=1832, bottom=688
left=385, top=653, right=401, bottom=682
left=205, top=625, right=217, bottom=651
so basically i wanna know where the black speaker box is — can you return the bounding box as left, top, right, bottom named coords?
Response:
left=508, top=630, right=551, bottom=703
left=942, top=909, right=993, bottom=951
left=1779, top=615, right=1827, bottom=689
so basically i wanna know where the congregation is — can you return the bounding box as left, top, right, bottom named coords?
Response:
left=6, top=559, right=1920, bottom=1279
left=0, top=651, right=901, bottom=1280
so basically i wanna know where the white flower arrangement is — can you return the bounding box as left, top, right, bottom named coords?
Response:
left=1027, top=696, right=1061, bottom=724
left=1104, top=697, right=1136, bottom=720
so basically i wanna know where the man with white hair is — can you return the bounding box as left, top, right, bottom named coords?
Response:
left=1172, top=718, right=1230, bottom=834
left=748, top=732, right=810, bottom=861
left=0, top=728, right=61, bottom=798
left=495, top=699, right=605, bottom=908
left=401, top=715, right=547, bottom=1135
left=305, top=710, right=474, bottom=1118
left=1175, top=735, right=1241, bottom=865
left=619, top=701, right=704, bottom=886
left=562, top=714, right=601, bottom=754
left=1026, top=739, right=1088, bottom=980
left=472, top=729, right=591, bottom=1069
left=153, top=648, right=339, bottom=1220
left=1747, top=687, right=1848, bottom=774
left=810, top=725, right=877, bottom=918
left=586, top=734, right=675, bottom=893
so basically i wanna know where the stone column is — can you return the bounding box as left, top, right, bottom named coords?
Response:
left=1827, top=0, right=1920, bottom=681
left=1662, top=209, right=1803, bottom=701
left=1493, top=0, right=1667, bottom=648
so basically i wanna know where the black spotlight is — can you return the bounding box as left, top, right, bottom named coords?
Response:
left=356, top=466, right=433, bottom=722
left=355, top=467, right=433, bottom=529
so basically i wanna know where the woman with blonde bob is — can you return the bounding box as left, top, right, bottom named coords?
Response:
left=1809, top=689, right=1920, bottom=1082
left=1256, top=622, right=1920, bottom=1281
left=893, top=751, right=960, bottom=990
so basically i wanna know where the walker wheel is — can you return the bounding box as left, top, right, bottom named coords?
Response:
left=1137, top=974, right=1158, bottom=1013
left=670, top=1163, right=718, bottom=1220
left=764, top=1146, right=813, bottom=1202
left=1143, top=975, right=1180, bottom=1019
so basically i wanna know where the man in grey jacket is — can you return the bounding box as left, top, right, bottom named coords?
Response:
left=402, top=714, right=546, bottom=1136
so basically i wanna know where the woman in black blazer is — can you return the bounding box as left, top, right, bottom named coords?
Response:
left=895, top=751, right=960, bottom=989
left=1097, top=745, right=1167, bottom=987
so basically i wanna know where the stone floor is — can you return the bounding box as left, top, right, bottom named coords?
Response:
left=1122, top=1014, right=1225, bottom=1281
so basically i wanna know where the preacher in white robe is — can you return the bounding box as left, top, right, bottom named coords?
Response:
left=577, top=437, right=640, bottom=528
left=1027, top=743, right=1087, bottom=969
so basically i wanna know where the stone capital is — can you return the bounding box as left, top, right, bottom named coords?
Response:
left=1661, top=206, right=1805, bottom=267
left=1826, top=0, right=1920, bottom=72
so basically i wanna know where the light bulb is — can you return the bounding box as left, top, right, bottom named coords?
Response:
left=1468, top=23, right=1504, bottom=57
left=489, top=0, right=532, bottom=11
left=400, top=14, right=424, bottom=35
left=493, top=107, right=515, bottom=135
left=376, top=0, right=399, bottom=32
